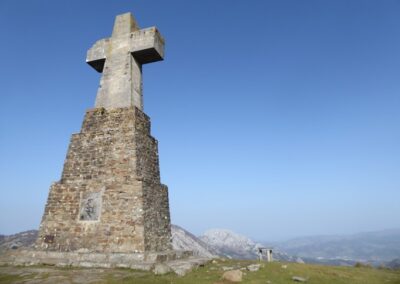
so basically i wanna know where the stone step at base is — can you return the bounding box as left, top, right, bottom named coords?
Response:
left=0, top=249, right=210, bottom=276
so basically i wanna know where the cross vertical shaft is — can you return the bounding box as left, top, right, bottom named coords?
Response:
left=87, top=13, right=165, bottom=110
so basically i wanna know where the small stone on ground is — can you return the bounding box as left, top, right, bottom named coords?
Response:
left=247, top=263, right=261, bottom=272
left=222, top=269, right=243, bottom=282
left=292, top=276, right=307, bottom=282
left=153, top=263, right=171, bottom=275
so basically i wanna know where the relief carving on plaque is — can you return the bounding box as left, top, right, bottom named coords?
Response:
left=79, top=192, right=101, bottom=221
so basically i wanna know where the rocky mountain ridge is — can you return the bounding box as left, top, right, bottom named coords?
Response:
left=0, top=230, right=37, bottom=253
left=199, top=228, right=303, bottom=263
left=171, top=224, right=217, bottom=258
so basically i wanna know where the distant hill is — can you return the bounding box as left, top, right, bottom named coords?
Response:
left=0, top=230, right=37, bottom=253
left=199, top=228, right=304, bottom=263
left=273, top=229, right=400, bottom=264
left=171, top=224, right=217, bottom=258
left=387, top=259, right=400, bottom=270
left=200, top=228, right=259, bottom=259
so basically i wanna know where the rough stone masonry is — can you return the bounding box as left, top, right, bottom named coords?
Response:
left=36, top=12, right=172, bottom=254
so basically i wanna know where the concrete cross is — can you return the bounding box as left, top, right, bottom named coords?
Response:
left=87, top=13, right=164, bottom=110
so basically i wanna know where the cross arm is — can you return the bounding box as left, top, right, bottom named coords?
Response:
left=86, top=38, right=110, bottom=73
left=130, top=27, right=165, bottom=64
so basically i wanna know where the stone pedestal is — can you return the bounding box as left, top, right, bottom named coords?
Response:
left=0, top=249, right=209, bottom=276
left=36, top=107, right=172, bottom=253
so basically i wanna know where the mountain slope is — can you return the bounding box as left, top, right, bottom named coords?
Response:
left=387, top=259, right=400, bottom=270
left=0, top=230, right=37, bottom=253
left=199, top=228, right=303, bottom=262
left=200, top=228, right=260, bottom=259
left=274, top=229, right=400, bottom=263
left=171, top=225, right=216, bottom=258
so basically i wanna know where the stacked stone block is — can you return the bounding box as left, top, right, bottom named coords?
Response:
left=36, top=107, right=172, bottom=253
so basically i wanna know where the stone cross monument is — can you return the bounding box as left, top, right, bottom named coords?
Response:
left=87, top=12, right=164, bottom=110
left=36, top=12, right=172, bottom=254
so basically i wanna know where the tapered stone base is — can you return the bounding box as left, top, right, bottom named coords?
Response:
left=36, top=107, right=171, bottom=253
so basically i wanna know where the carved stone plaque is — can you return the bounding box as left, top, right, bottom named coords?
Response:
left=79, top=192, right=101, bottom=221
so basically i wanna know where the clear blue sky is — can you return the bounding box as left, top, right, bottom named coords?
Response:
left=0, top=0, right=399, bottom=241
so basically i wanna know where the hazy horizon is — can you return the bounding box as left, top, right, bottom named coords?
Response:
left=2, top=225, right=400, bottom=244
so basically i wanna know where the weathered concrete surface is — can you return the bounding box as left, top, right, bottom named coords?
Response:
left=36, top=107, right=172, bottom=253
left=87, top=12, right=165, bottom=110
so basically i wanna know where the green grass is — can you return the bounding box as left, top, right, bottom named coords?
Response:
left=1, top=259, right=400, bottom=284
left=0, top=274, right=22, bottom=284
